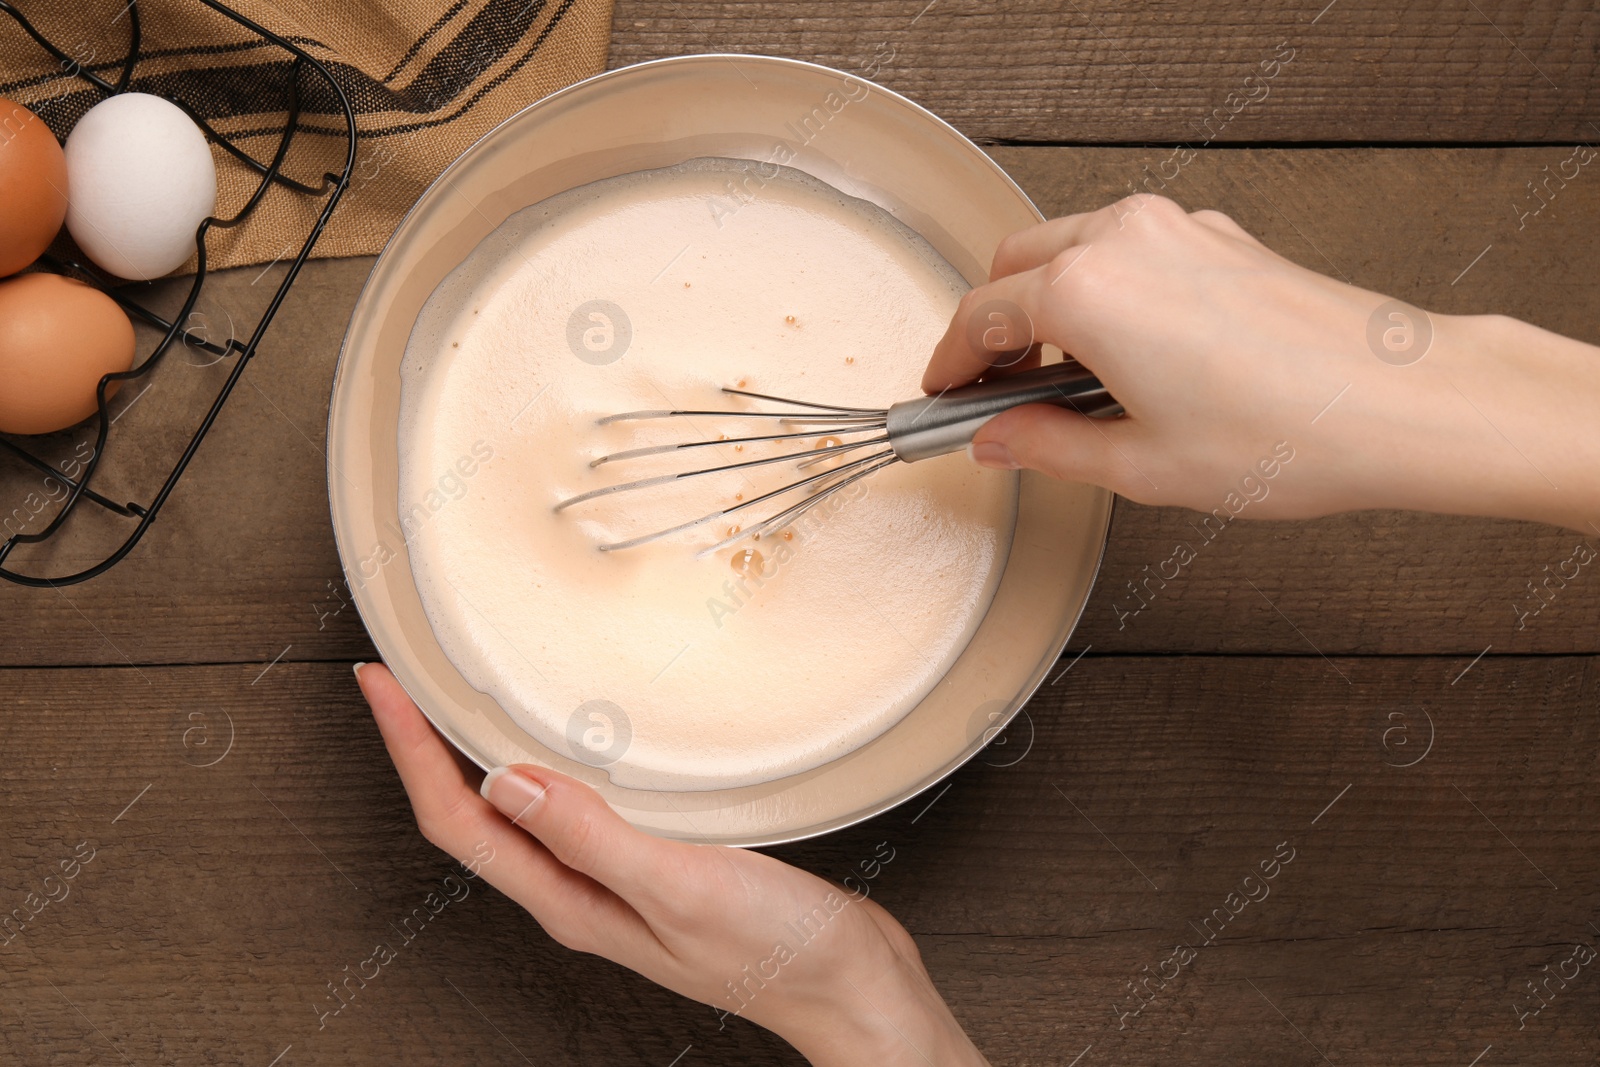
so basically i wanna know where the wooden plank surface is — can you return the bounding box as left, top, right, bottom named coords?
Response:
left=2, top=656, right=1594, bottom=1064
left=608, top=1, right=1600, bottom=143
left=3, top=147, right=1596, bottom=664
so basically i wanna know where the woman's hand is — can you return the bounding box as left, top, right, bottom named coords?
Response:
left=929, top=194, right=1600, bottom=532
left=355, top=662, right=987, bottom=1067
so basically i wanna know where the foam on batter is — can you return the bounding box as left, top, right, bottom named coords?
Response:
left=398, top=158, right=1017, bottom=790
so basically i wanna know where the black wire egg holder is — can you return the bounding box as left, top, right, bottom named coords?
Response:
left=0, top=0, right=355, bottom=586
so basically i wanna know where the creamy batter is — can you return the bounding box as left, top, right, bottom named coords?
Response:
left=399, top=159, right=1017, bottom=790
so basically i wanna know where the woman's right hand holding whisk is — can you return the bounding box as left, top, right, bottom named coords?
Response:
left=927, top=194, right=1600, bottom=534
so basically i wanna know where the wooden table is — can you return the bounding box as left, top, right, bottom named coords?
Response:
left=5, top=3, right=1598, bottom=1064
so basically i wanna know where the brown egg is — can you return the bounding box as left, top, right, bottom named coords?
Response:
left=0, top=273, right=135, bottom=434
left=0, top=98, right=68, bottom=277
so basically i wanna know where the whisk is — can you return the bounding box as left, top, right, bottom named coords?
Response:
left=556, top=360, right=1122, bottom=553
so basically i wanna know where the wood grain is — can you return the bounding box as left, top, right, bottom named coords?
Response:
left=608, top=1, right=1600, bottom=144
left=2, top=148, right=1596, bottom=665
left=2, top=656, right=1594, bottom=1064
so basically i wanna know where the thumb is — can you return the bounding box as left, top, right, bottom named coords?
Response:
left=480, top=764, right=687, bottom=911
left=967, top=403, right=1140, bottom=493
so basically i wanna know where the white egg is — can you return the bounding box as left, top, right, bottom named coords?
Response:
left=64, top=93, right=218, bottom=280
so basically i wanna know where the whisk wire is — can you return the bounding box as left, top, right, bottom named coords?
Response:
left=695, top=453, right=900, bottom=558
left=590, top=422, right=886, bottom=468
left=555, top=433, right=891, bottom=511
left=717, top=386, right=883, bottom=414
left=600, top=447, right=897, bottom=552
left=599, top=408, right=885, bottom=426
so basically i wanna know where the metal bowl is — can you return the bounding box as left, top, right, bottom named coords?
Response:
left=328, top=54, right=1111, bottom=846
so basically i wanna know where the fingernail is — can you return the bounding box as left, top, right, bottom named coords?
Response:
left=480, top=766, right=546, bottom=824
left=968, top=441, right=1020, bottom=469
left=352, top=661, right=368, bottom=681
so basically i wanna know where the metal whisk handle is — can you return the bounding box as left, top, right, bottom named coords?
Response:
left=885, top=361, right=1121, bottom=463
